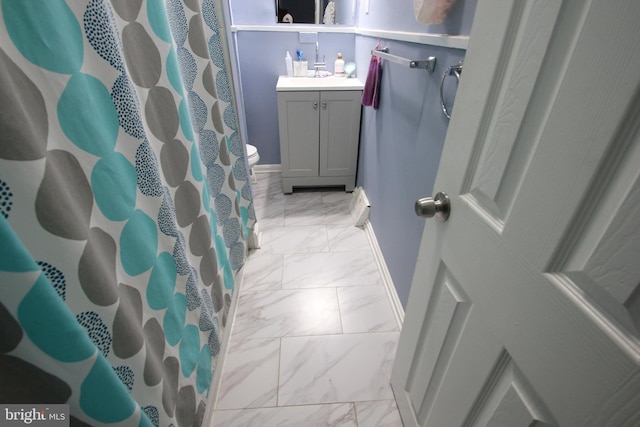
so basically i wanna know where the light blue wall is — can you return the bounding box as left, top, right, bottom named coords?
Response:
left=227, top=0, right=355, bottom=164
left=354, top=1, right=476, bottom=307
left=227, top=0, right=477, bottom=307
left=230, top=0, right=276, bottom=25
left=236, top=31, right=355, bottom=164
left=334, top=0, right=356, bottom=25
left=357, top=0, right=476, bottom=35
left=355, top=37, right=465, bottom=307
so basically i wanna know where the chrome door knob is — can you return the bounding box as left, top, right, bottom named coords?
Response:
left=415, top=192, right=450, bottom=221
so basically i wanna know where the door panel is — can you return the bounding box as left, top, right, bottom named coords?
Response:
left=319, top=90, right=361, bottom=177
left=277, top=91, right=319, bottom=177
left=391, top=0, right=640, bottom=426
left=406, top=264, right=472, bottom=417
left=548, top=133, right=640, bottom=343
left=467, top=0, right=561, bottom=223
left=465, top=352, right=553, bottom=427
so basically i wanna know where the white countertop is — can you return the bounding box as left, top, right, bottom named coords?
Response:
left=276, top=75, right=365, bottom=91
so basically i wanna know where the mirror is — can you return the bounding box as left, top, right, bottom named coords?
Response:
left=275, top=0, right=356, bottom=25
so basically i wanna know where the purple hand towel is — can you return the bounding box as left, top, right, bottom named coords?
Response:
left=362, top=54, right=383, bottom=109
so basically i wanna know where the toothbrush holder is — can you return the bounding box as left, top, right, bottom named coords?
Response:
left=293, top=61, right=308, bottom=77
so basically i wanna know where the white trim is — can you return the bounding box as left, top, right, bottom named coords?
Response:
left=230, top=25, right=469, bottom=50
left=231, top=24, right=356, bottom=33
left=363, top=219, right=405, bottom=327
left=254, top=163, right=282, bottom=174
left=205, top=266, right=244, bottom=420
left=356, top=28, right=469, bottom=49
left=349, top=187, right=370, bottom=226
left=247, top=221, right=262, bottom=249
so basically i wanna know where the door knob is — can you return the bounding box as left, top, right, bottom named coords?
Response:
left=415, top=192, right=450, bottom=221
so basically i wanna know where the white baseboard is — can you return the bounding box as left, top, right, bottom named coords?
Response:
left=349, top=187, right=370, bottom=227
left=254, top=164, right=281, bottom=174
left=363, top=220, right=405, bottom=328
left=203, top=266, right=244, bottom=423
left=247, top=221, right=262, bottom=249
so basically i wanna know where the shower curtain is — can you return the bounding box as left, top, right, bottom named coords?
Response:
left=0, top=0, right=255, bottom=425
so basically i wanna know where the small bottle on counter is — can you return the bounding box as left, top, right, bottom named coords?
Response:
left=285, top=51, right=293, bottom=77
left=334, top=53, right=345, bottom=76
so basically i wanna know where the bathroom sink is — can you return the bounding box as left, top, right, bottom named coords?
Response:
left=276, top=75, right=365, bottom=92
left=307, top=70, right=332, bottom=78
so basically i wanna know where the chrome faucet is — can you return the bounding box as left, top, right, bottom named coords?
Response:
left=313, top=41, right=326, bottom=77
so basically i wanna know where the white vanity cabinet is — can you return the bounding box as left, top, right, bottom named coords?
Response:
left=276, top=76, right=364, bottom=193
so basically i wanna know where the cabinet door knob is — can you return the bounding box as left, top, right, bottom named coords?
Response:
left=322, top=101, right=327, bottom=109
left=313, top=101, right=318, bottom=109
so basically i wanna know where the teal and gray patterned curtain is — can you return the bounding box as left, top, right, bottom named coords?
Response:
left=0, top=0, right=254, bottom=425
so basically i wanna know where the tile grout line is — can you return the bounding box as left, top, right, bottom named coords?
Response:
left=335, top=286, right=345, bottom=335
left=276, top=337, right=282, bottom=408
left=325, top=224, right=331, bottom=253
left=275, top=241, right=284, bottom=408
left=353, top=401, right=359, bottom=426
left=278, top=253, right=284, bottom=290
left=215, top=179, right=402, bottom=423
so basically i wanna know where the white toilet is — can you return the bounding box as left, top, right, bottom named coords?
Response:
left=246, top=144, right=260, bottom=183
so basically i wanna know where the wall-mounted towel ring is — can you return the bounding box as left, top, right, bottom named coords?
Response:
left=440, top=62, right=463, bottom=120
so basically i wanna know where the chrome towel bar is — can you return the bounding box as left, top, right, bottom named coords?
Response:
left=371, top=48, right=437, bottom=72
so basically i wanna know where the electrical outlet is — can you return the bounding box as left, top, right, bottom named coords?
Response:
left=298, top=32, right=318, bottom=43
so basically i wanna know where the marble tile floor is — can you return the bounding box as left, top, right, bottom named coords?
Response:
left=211, top=173, right=404, bottom=427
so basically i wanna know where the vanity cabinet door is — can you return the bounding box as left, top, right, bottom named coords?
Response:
left=277, top=91, right=320, bottom=177
left=319, top=90, right=362, bottom=177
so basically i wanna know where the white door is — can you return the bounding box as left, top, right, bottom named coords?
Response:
left=391, top=0, right=640, bottom=426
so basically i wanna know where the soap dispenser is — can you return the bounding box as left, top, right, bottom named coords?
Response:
left=334, top=53, right=345, bottom=76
